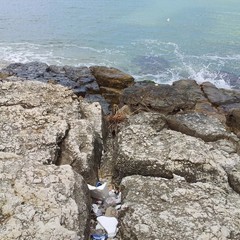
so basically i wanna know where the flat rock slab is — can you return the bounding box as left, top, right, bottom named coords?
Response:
left=167, top=112, right=235, bottom=142
left=121, top=80, right=205, bottom=113
left=120, top=175, right=240, bottom=240
left=0, top=155, right=90, bottom=240
left=114, top=112, right=240, bottom=188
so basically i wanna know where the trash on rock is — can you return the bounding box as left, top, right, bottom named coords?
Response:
left=89, top=182, right=121, bottom=239
left=90, top=233, right=108, bottom=240
left=104, top=190, right=121, bottom=207
left=88, top=182, right=109, bottom=200
left=92, top=204, right=104, bottom=217
left=97, top=216, right=118, bottom=238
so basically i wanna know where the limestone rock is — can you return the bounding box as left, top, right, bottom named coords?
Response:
left=0, top=80, right=103, bottom=184
left=113, top=112, right=240, bottom=188
left=120, top=175, right=240, bottom=240
left=166, top=112, right=234, bottom=142
left=0, top=155, right=91, bottom=240
left=90, top=66, right=134, bottom=89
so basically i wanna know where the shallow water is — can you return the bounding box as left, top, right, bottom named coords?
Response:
left=0, top=0, right=240, bottom=88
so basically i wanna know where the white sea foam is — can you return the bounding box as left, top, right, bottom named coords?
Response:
left=0, top=40, right=239, bottom=89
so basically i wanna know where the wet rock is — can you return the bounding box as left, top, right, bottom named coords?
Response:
left=113, top=112, right=240, bottom=186
left=201, top=82, right=240, bottom=111
left=0, top=154, right=91, bottom=240
left=120, top=175, right=240, bottom=240
left=90, top=66, right=134, bottom=89
left=121, top=80, right=205, bottom=113
left=1, top=62, right=48, bottom=79
left=0, top=80, right=103, bottom=184
left=0, top=62, right=100, bottom=97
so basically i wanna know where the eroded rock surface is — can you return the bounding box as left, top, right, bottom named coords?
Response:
left=113, top=112, right=240, bottom=189
left=120, top=175, right=240, bottom=240
left=0, top=153, right=90, bottom=240
left=0, top=79, right=103, bottom=184
left=121, top=80, right=205, bottom=113
left=166, top=112, right=235, bottom=142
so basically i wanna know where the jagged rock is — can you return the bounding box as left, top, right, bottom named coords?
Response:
left=0, top=154, right=90, bottom=240
left=201, top=82, right=240, bottom=111
left=126, top=112, right=167, bottom=132
left=1, top=62, right=48, bottom=79
left=166, top=112, right=235, bottom=142
left=0, top=62, right=100, bottom=97
left=89, top=66, right=134, bottom=105
left=121, top=80, right=205, bottom=113
left=113, top=112, right=240, bottom=188
left=120, top=175, right=240, bottom=240
left=0, top=80, right=103, bottom=184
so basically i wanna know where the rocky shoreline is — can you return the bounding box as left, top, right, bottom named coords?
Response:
left=0, top=62, right=240, bottom=239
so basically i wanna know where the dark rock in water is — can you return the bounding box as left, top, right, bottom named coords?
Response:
left=3, top=62, right=48, bottom=79
left=63, top=65, right=96, bottom=83
left=0, top=61, right=100, bottom=96
left=133, top=55, right=170, bottom=74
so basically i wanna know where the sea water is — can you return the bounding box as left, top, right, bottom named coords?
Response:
left=0, top=0, right=240, bottom=88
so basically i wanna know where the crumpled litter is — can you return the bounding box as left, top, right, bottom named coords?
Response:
left=89, top=182, right=122, bottom=239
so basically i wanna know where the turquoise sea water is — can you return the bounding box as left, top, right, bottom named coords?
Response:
left=0, top=0, right=240, bottom=88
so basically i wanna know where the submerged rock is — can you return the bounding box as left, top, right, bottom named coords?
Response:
left=133, top=55, right=170, bottom=74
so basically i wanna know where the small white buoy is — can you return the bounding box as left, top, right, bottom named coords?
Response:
left=167, top=18, right=170, bottom=22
